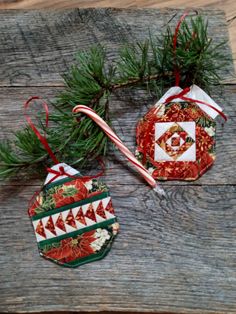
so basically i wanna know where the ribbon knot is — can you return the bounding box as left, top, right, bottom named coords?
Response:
left=59, top=166, right=66, bottom=175
left=46, top=166, right=75, bottom=185
left=24, top=96, right=59, bottom=165
left=45, top=159, right=105, bottom=185
left=164, top=87, right=190, bottom=104
left=163, top=87, right=227, bottom=121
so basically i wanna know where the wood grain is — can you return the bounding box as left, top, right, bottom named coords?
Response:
left=0, top=8, right=233, bottom=87
left=0, top=0, right=235, bottom=72
left=0, top=8, right=235, bottom=314
left=1, top=184, right=236, bottom=313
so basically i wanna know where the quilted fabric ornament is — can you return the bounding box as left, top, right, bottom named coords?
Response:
left=135, top=13, right=227, bottom=181
left=25, top=97, right=119, bottom=268
left=27, top=97, right=163, bottom=268
left=29, top=162, right=119, bottom=268
left=136, top=85, right=227, bottom=180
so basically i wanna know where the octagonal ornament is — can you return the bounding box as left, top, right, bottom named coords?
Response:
left=136, top=101, right=216, bottom=180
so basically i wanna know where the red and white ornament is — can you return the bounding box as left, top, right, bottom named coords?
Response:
left=136, top=85, right=226, bottom=180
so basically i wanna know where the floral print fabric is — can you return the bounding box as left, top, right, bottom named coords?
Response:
left=40, top=224, right=119, bottom=267
left=29, top=177, right=108, bottom=217
left=136, top=101, right=216, bottom=180
left=29, top=175, right=119, bottom=267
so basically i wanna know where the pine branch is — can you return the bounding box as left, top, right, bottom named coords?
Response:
left=0, top=15, right=229, bottom=180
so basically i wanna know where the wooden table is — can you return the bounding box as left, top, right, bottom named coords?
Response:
left=0, top=0, right=235, bottom=71
left=0, top=8, right=235, bottom=314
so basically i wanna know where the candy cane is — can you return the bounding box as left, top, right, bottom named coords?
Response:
left=73, top=105, right=165, bottom=197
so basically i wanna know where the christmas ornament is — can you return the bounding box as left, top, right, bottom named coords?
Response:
left=136, top=85, right=227, bottom=180
left=27, top=97, right=164, bottom=268
left=26, top=97, right=119, bottom=268
left=135, top=13, right=227, bottom=181
left=29, top=162, right=119, bottom=268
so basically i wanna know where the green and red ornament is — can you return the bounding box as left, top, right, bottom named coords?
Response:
left=25, top=97, right=121, bottom=268
left=29, top=162, right=119, bottom=268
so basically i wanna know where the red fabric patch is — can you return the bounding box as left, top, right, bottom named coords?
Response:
left=36, top=220, right=46, bottom=238
left=44, top=230, right=96, bottom=263
left=55, top=213, right=66, bottom=232
left=171, top=136, right=180, bottom=146
left=45, top=216, right=56, bottom=235
left=96, top=201, right=106, bottom=219
left=65, top=209, right=77, bottom=229
left=105, top=199, right=115, bottom=214
left=85, top=204, right=97, bottom=222
left=75, top=207, right=87, bottom=225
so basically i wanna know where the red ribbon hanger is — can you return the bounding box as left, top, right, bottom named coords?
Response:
left=24, top=96, right=105, bottom=184
left=24, top=96, right=59, bottom=165
left=45, top=158, right=105, bottom=185
left=141, top=13, right=227, bottom=164
left=172, top=11, right=189, bottom=87
left=168, top=12, right=227, bottom=122
left=164, top=87, right=227, bottom=122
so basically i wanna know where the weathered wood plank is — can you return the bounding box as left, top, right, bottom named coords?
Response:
left=0, top=8, right=235, bottom=314
left=0, top=0, right=235, bottom=72
left=0, top=184, right=236, bottom=313
left=0, top=8, right=234, bottom=87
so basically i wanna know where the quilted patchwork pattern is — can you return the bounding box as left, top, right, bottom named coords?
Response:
left=136, top=101, right=216, bottom=180
left=28, top=169, right=119, bottom=267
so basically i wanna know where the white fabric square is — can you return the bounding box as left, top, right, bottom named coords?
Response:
left=154, top=122, right=196, bottom=162
left=154, top=84, right=223, bottom=119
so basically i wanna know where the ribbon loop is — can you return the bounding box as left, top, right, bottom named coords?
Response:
left=24, top=96, right=105, bottom=185
left=45, top=158, right=105, bottom=185
left=24, top=96, right=59, bottom=165
left=163, top=88, right=227, bottom=122
left=164, top=87, right=190, bottom=103
left=173, top=11, right=189, bottom=86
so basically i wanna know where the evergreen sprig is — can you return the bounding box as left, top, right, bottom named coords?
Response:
left=0, top=15, right=229, bottom=179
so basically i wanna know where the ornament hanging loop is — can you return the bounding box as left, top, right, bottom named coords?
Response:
left=24, top=96, right=59, bottom=165
left=173, top=11, right=189, bottom=86
left=164, top=87, right=227, bottom=122
left=24, top=97, right=106, bottom=185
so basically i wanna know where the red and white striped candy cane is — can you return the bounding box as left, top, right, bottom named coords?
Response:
left=72, top=105, right=165, bottom=196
